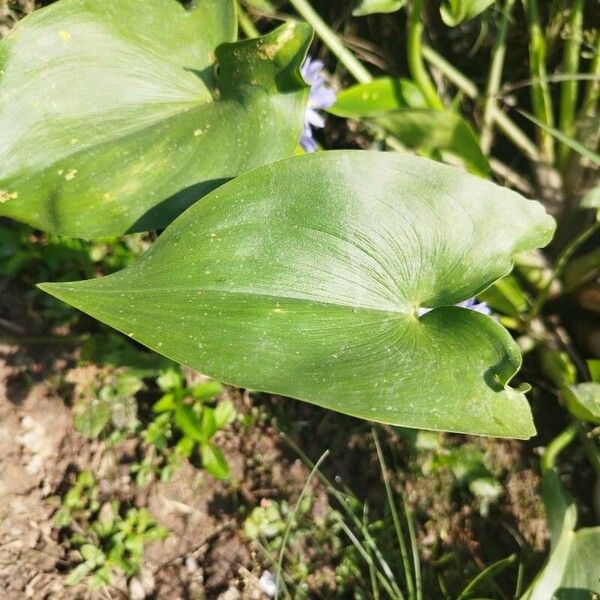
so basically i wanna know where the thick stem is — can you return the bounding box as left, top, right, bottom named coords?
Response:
left=287, top=0, right=373, bottom=83
left=558, top=0, right=585, bottom=168
left=407, top=0, right=444, bottom=110
left=524, top=0, right=555, bottom=163
left=480, top=0, right=516, bottom=153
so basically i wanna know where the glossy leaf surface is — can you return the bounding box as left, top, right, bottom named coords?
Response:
left=329, top=78, right=426, bottom=117
left=0, top=0, right=311, bottom=237
left=40, top=151, right=555, bottom=438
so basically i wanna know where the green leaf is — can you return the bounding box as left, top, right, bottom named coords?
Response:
left=328, top=82, right=488, bottom=175
left=478, top=275, right=529, bottom=317
left=200, top=442, right=231, bottom=479
left=352, top=0, right=406, bottom=16
left=521, top=470, right=600, bottom=599
left=565, top=382, right=600, bottom=424
left=74, top=398, right=112, bottom=439
left=328, top=78, right=427, bottom=118
left=440, top=0, right=494, bottom=26
left=214, top=400, right=237, bottom=430
left=174, top=405, right=204, bottom=442
left=540, top=348, right=578, bottom=389
left=114, top=372, right=144, bottom=398
left=152, top=393, right=176, bottom=413
left=174, top=436, right=195, bottom=458
left=556, top=528, right=600, bottom=598
left=80, top=544, right=105, bottom=568
left=39, top=151, right=555, bottom=438
left=588, top=360, right=600, bottom=384
left=191, top=380, right=223, bottom=401
left=157, top=369, right=184, bottom=392
left=201, top=406, right=218, bottom=441
left=375, top=110, right=490, bottom=177
left=0, top=0, right=312, bottom=237
left=66, top=562, right=92, bottom=586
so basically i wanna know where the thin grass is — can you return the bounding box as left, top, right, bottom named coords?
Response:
left=372, top=427, right=415, bottom=599
left=274, top=449, right=329, bottom=600
left=280, top=431, right=406, bottom=599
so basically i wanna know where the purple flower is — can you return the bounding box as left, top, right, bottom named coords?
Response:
left=417, top=298, right=492, bottom=317
left=300, top=57, right=336, bottom=152
left=455, top=298, right=493, bottom=315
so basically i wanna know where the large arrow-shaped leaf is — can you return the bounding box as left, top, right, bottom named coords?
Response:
left=0, top=0, right=311, bottom=237
left=40, top=151, right=555, bottom=437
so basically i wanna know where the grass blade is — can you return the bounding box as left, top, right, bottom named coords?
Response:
left=274, top=450, right=330, bottom=600
left=372, top=427, right=415, bottom=599
left=518, top=110, right=600, bottom=165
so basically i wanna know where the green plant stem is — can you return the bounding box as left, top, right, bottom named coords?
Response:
left=582, top=31, right=600, bottom=114
left=407, top=0, right=444, bottom=110
left=480, top=0, right=516, bottom=154
left=529, top=221, right=599, bottom=319
left=542, top=421, right=581, bottom=472
left=456, top=554, right=517, bottom=600
left=287, top=0, right=372, bottom=83
left=558, top=0, right=585, bottom=168
left=524, top=0, right=555, bottom=163
left=372, top=428, right=415, bottom=599
left=274, top=450, right=329, bottom=600
left=236, top=0, right=260, bottom=38
left=422, top=46, right=478, bottom=96
left=423, top=46, right=540, bottom=160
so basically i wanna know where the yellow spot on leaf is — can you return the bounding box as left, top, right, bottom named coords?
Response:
left=194, top=125, right=211, bottom=137
left=0, top=190, right=18, bottom=204
left=65, top=169, right=78, bottom=181
left=59, top=31, right=71, bottom=42
left=257, top=25, right=294, bottom=59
